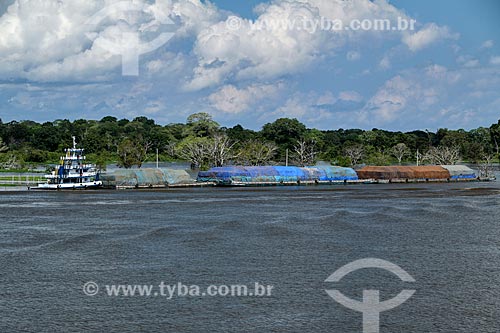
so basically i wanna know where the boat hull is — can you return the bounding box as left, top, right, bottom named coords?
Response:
left=35, top=181, right=103, bottom=190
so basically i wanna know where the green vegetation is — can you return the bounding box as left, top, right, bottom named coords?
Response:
left=0, top=114, right=498, bottom=170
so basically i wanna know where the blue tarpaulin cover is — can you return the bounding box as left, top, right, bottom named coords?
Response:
left=197, top=166, right=358, bottom=183
left=440, top=165, right=477, bottom=179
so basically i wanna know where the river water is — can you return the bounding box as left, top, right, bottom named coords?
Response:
left=0, top=177, right=499, bottom=332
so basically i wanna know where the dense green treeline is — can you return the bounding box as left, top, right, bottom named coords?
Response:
left=0, top=113, right=499, bottom=170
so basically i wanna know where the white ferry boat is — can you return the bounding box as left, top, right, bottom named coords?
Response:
left=36, top=137, right=102, bottom=190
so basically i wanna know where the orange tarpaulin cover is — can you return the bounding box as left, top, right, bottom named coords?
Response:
left=357, top=166, right=450, bottom=180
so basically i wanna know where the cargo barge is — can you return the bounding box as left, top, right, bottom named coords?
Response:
left=94, top=165, right=493, bottom=189
left=196, top=165, right=486, bottom=187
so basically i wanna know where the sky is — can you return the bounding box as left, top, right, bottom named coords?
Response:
left=0, top=0, right=499, bottom=131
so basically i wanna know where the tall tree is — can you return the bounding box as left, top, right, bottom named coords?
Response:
left=478, top=154, right=494, bottom=178
left=237, top=140, right=277, bottom=166
left=226, top=125, right=258, bottom=144
left=490, top=120, right=500, bottom=160
left=293, top=139, right=317, bottom=166
left=186, top=113, right=220, bottom=138
left=261, top=118, right=307, bottom=159
left=422, top=146, right=461, bottom=165
left=0, top=137, right=8, bottom=153
left=177, top=136, right=211, bottom=169
left=344, top=145, right=364, bottom=167
left=117, top=139, right=147, bottom=169
left=209, top=134, right=238, bottom=167
left=390, top=143, right=409, bottom=165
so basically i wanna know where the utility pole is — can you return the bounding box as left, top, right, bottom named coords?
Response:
left=156, top=148, right=159, bottom=169
left=285, top=149, right=289, bottom=167
left=416, top=149, right=420, bottom=166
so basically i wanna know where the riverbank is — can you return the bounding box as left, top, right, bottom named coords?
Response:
left=0, top=174, right=45, bottom=188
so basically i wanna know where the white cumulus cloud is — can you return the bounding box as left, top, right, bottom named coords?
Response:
left=346, top=51, right=361, bottom=61
left=0, top=0, right=220, bottom=81
left=481, top=40, right=494, bottom=49
left=402, top=23, right=458, bottom=52
left=490, top=56, right=500, bottom=65
left=186, top=0, right=425, bottom=91
left=208, top=82, right=284, bottom=114
left=362, top=64, right=500, bottom=129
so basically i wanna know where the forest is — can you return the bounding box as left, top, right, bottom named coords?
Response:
left=0, top=113, right=499, bottom=171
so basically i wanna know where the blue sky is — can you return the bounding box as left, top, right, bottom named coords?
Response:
left=0, top=0, right=499, bottom=131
